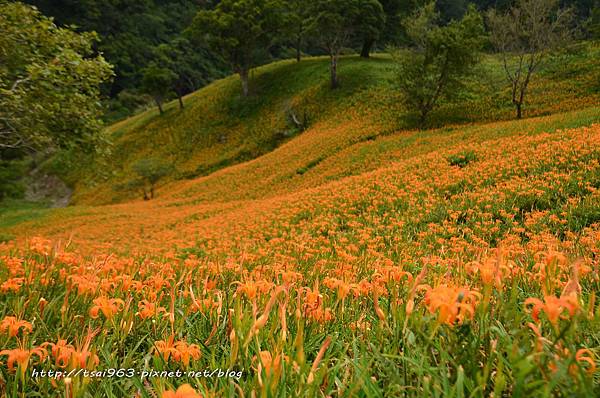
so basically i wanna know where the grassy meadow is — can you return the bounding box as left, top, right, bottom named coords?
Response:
left=1, top=42, right=600, bottom=397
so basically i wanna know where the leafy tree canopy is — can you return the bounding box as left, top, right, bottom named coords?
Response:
left=188, top=0, right=284, bottom=96
left=392, top=3, right=486, bottom=126
left=0, top=2, right=114, bottom=155
left=141, top=64, right=177, bottom=115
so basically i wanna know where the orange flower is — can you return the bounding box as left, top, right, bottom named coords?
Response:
left=304, top=284, right=323, bottom=311
left=306, top=307, right=334, bottom=323
left=173, top=341, right=201, bottom=367
left=236, top=281, right=258, bottom=300
left=524, top=294, right=579, bottom=325
left=574, top=349, right=596, bottom=375
left=1, top=277, right=24, bottom=292
left=137, top=299, right=166, bottom=319
left=42, top=339, right=76, bottom=368
left=154, top=335, right=179, bottom=362
left=89, top=297, right=125, bottom=319
left=162, top=384, right=202, bottom=398
left=154, top=336, right=201, bottom=366
left=422, top=284, right=481, bottom=326
left=0, top=346, right=46, bottom=373
left=0, top=316, right=33, bottom=338
left=324, top=278, right=351, bottom=300
left=29, top=237, right=52, bottom=255
left=254, top=350, right=286, bottom=380
left=71, top=329, right=100, bottom=369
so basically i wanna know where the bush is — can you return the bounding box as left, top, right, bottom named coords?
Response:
left=0, top=160, right=27, bottom=200
left=130, top=158, right=173, bottom=200
left=447, top=150, right=478, bottom=168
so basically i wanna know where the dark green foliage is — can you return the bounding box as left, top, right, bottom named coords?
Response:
left=281, top=0, right=312, bottom=62
left=0, top=160, right=26, bottom=200
left=188, top=0, right=284, bottom=97
left=585, top=0, right=600, bottom=38
left=24, top=0, right=225, bottom=121
left=355, top=0, right=386, bottom=57
left=154, top=38, right=220, bottom=109
left=296, top=156, right=325, bottom=175
left=130, top=158, right=173, bottom=200
left=0, top=2, right=114, bottom=155
left=307, top=0, right=370, bottom=88
left=391, top=3, right=486, bottom=126
left=437, top=0, right=469, bottom=22
left=447, top=150, right=478, bottom=168
left=104, top=90, right=154, bottom=122
left=141, top=65, right=177, bottom=114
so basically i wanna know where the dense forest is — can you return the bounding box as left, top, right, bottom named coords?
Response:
left=22, top=0, right=600, bottom=120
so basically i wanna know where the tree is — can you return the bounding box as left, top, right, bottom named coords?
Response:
left=436, top=0, right=468, bottom=23
left=391, top=3, right=485, bottom=126
left=591, top=2, right=600, bottom=38
left=141, top=65, right=176, bottom=115
left=378, top=0, right=407, bottom=46
left=356, top=0, right=386, bottom=58
left=188, top=0, right=283, bottom=97
left=130, top=158, right=173, bottom=200
left=0, top=2, right=113, bottom=154
left=155, top=38, right=210, bottom=110
left=487, top=0, right=574, bottom=119
left=283, top=0, right=311, bottom=62
left=307, top=0, right=362, bottom=89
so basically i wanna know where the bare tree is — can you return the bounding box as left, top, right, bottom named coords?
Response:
left=487, top=0, right=573, bottom=119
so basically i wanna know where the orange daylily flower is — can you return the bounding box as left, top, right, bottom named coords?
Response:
left=137, top=299, right=167, bottom=319
left=0, top=346, right=46, bottom=373
left=162, top=384, right=202, bottom=398
left=0, top=316, right=33, bottom=338
left=1, top=277, right=24, bottom=292
left=422, top=284, right=481, bottom=326
left=524, top=294, right=579, bottom=325
left=154, top=336, right=201, bottom=366
left=173, top=341, right=201, bottom=367
left=154, top=335, right=179, bottom=362
left=254, top=350, right=287, bottom=381
left=42, top=339, right=75, bottom=368
left=574, top=349, right=596, bottom=375
left=29, top=237, right=52, bottom=256
left=63, top=328, right=100, bottom=369
left=89, top=297, right=125, bottom=319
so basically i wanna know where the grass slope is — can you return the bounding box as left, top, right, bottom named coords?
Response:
left=67, top=42, right=599, bottom=205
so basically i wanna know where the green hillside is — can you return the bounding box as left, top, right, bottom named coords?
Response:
left=66, top=42, right=600, bottom=205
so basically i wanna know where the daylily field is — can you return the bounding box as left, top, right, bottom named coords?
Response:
left=1, top=49, right=600, bottom=397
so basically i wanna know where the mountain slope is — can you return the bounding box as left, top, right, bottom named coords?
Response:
left=67, top=42, right=599, bottom=205
left=9, top=106, right=600, bottom=255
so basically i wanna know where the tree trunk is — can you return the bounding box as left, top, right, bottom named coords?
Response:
left=177, top=93, right=184, bottom=110
left=419, top=109, right=428, bottom=128
left=296, top=36, right=302, bottom=62
left=155, top=97, right=164, bottom=115
left=150, top=185, right=154, bottom=199
left=360, top=38, right=374, bottom=58
left=240, top=69, right=249, bottom=97
left=330, top=54, right=339, bottom=89
left=516, top=102, right=522, bottom=119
